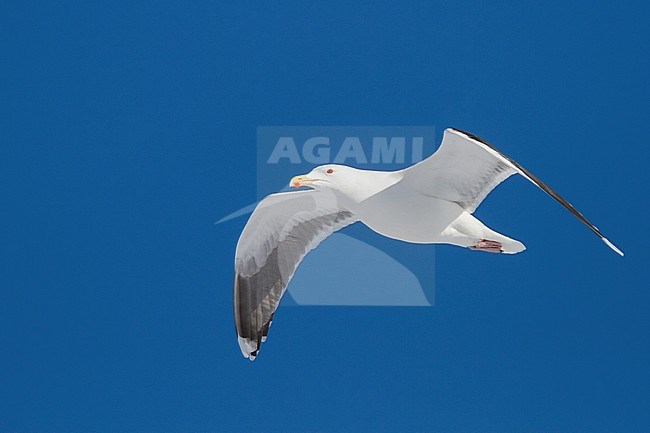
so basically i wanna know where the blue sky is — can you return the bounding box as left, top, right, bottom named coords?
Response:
left=2, top=1, right=649, bottom=432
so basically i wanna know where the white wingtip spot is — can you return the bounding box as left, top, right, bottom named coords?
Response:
left=238, top=336, right=258, bottom=361
left=602, top=237, right=624, bottom=256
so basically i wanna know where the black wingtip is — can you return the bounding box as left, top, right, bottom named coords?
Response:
left=449, top=127, right=624, bottom=257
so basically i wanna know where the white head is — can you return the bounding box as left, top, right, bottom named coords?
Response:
left=289, top=164, right=361, bottom=193
left=290, top=164, right=401, bottom=203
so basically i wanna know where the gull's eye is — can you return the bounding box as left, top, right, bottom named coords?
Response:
left=326, top=169, right=334, bottom=174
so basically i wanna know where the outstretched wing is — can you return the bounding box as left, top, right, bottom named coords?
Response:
left=403, top=128, right=518, bottom=212
left=403, top=128, right=623, bottom=255
left=233, top=190, right=357, bottom=360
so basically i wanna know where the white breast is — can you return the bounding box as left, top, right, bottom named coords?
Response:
left=354, top=181, right=465, bottom=243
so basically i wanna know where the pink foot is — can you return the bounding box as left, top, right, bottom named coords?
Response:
left=469, top=239, right=503, bottom=253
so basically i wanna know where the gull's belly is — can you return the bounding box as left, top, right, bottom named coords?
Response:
left=354, top=188, right=464, bottom=243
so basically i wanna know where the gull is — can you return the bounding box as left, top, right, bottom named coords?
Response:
left=233, top=128, right=623, bottom=360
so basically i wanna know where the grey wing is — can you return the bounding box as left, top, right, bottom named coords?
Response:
left=233, top=190, right=356, bottom=360
left=403, top=128, right=623, bottom=256
left=403, top=128, right=518, bottom=212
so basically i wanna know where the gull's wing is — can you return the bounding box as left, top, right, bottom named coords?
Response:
left=403, top=128, right=623, bottom=256
left=403, top=128, right=518, bottom=212
left=233, top=190, right=357, bottom=360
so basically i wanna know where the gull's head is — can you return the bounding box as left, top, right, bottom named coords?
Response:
left=290, top=164, right=398, bottom=202
left=289, top=164, right=358, bottom=192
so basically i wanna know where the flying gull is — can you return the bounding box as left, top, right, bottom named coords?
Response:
left=233, top=128, right=623, bottom=360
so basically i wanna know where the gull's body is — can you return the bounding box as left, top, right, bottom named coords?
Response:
left=233, top=128, right=623, bottom=360
left=347, top=171, right=524, bottom=252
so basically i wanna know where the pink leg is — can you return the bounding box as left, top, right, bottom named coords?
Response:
left=469, top=239, right=503, bottom=253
